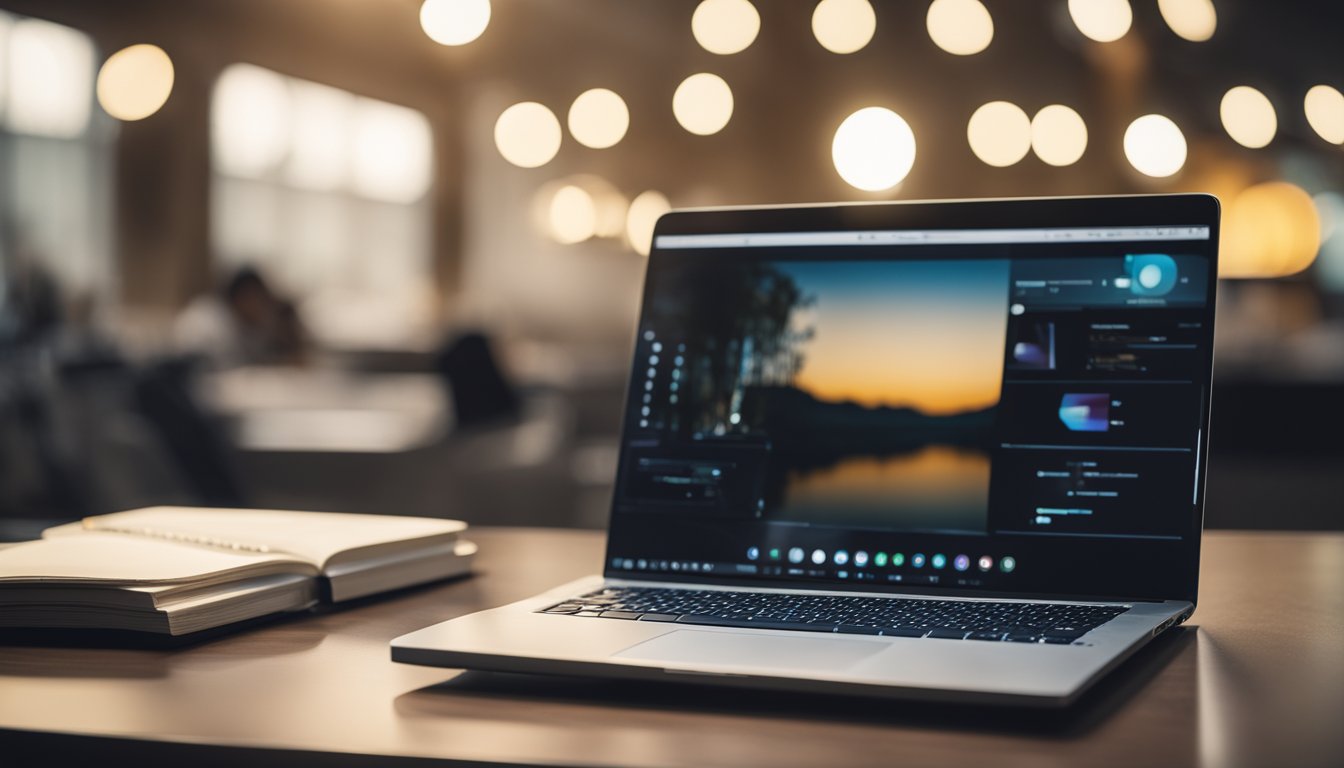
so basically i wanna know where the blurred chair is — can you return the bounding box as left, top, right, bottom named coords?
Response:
left=132, top=358, right=248, bottom=507
left=435, top=332, right=520, bottom=428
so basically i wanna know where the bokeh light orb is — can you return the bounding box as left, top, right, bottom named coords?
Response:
left=1030, top=104, right=1088, bottom=166
left=832, top=107, right=916, bottom=192
left=812, top=0, right=877, bottom=55
left=691, top=0, right=760, bottom=55
left=1068, top=0, right=1132, bottom=43
left=967, top=101, right=1031, bottom=167
left=926, top=0, right=993, bottom=56
left=1123, top=114, right=1187, bottom=178
left=1220, top=86, right=1276, bottom=149
left=627, top=190, right=673, bottom=256
left=419, top=0, right=491, bottom=46
left=673, top=73, right=734, bottom=136
left=494, top=101, right=561, bottom=168
left=548, top=185, right=598, bottom=244
left=568, top=88, right=629, bottom=149
left=1304, top=85, right=1344, bottom=145
left=1222, top=182, right=1321, bottom=278
left=96, top=44, right=174, bottom=121
left=1157, top=0, right=1216, bottom=42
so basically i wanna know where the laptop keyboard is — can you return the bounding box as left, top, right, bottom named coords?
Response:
left=540, top=587, right=1128, bottom=644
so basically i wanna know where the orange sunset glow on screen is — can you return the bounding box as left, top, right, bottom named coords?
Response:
left=781, top=260, right=1009, bottom=415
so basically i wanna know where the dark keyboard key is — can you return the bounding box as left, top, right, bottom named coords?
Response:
left=967, top=631, right=1006, bottom=641
left=1005, top=633, right=1041, bottom=643
left=1042, top=636, right=1076, bottom=645
left=637, top=613, right=681, bottom=622
left=927, top=628, right=970, bottom=640
left=543, top=604, right=582, bottom=613
left=600, top=610, right=644, bottom=620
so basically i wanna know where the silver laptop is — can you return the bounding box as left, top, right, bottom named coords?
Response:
left=393, top=194, right=1219, bottom=707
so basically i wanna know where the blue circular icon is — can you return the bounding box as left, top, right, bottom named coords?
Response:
left=931, top=554, right=947, bottom=570
left=954, top=554, right=970, bottom=572
left=833, top=549, right=849, bottom=566
left=788, top=547, right=805, bottom=564
left=811, top=549, right=826, bottom=565
left=853, top=551, right=869, bottom=567
left=746, top=547, right=759, bottom=561
left=1125, top=254, right=1178, bottom=297
left=1001, top=556, right=1017, bottom=573
left=912, top=553, right=927, bottom=568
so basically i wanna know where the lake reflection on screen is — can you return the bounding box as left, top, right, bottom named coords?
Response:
left=776, top=445, right=992, bottom=534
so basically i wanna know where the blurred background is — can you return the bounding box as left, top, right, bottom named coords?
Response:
left=0, top=0, right=1340, bottom=539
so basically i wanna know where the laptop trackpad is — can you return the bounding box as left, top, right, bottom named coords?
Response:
left=612, top=629, right=884, bottom=672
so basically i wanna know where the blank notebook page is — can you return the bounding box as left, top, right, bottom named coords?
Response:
left=0, top=533, right=305, bottom=585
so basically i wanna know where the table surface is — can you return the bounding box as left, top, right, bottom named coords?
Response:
left=2, top=528, right=1342, bottom=767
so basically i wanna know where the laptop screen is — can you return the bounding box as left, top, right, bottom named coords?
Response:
left=605, top=198, right=1217, bottom=602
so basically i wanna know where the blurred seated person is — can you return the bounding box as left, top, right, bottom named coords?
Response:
left=1, top=222, right=63, bottom=349
left=174, top=267, right=308, bottom=368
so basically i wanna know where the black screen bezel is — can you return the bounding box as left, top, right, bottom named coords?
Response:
left=603, top=194, right=1220, bottom=606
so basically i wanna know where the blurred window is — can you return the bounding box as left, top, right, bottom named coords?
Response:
left=0, top=12, right=113, bottom=312
left=209, top=64, right=435, bottom=349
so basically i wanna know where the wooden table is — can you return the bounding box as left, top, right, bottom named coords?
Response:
left=2, top=528, right=1342, bottom=767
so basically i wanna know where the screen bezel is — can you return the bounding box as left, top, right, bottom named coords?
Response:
left=603, top=194, right=1220, bottom=605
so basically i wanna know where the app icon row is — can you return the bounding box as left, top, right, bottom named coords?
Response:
left=747, top=546, right=1015, bottom=573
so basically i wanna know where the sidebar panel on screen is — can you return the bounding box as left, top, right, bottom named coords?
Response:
left=987, top=253, right=1210, bottom=542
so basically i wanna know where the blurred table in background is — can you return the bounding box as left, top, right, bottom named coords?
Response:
left=1, top=527, right=1341, bottom=767
left=198, top=367, right=450, bottom=453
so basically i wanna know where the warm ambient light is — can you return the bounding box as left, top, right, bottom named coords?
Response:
left=627, top=190, right=672, bottom=256
left=832, top=107, right=916, bottom=192
left=1157, top=0, right=1216, bottom=42
left=1123, top=114, right=1186, bottom=178
left=285, top=80, right=353, bottom=191
left=925, top=0, right=993, bottom=56
left=1030, top=104, right=1088, bottom=166
left=1068, top=0, right=1132, bottom=43
left=967, top=101, right=1030, bottom=167
left=673, top=73, right=733, bottom=136
left=811, top=0, right=876, bottom=55
left=96, top=44, right=174, bottom=121
left=351, top=100, right=433, bottom=203
left=1304, top=85, right=1344, bottom=145
left=567, top=88, right=629, bottom=149
left=1220, top=86, right=1276, bottom=149
left=1221, top=182, right=1320, bottom=278
left=4, top=17, right=93, bottom=138
left=548, top=185, right=598, bottom=244
left=419, top=0, right=490, bottom=46
left=212, top=64, right=292, bottom=178
left=494, top=101, right=561, bottom=168
left=691, top=0, right=760, bottom=55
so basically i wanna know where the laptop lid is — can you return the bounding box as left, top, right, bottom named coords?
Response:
left=604, top=195, right=1219, bottom=604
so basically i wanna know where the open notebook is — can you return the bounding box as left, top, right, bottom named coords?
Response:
left=0, top=507, right=475, bottom=636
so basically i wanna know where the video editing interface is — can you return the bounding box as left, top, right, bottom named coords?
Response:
left=606, top=225, right=1213, bottom=598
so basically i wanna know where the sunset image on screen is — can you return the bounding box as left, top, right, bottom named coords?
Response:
left=628, top=255, right=1012, bottom=534
left=777, top=259, right=1010, bottom=415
